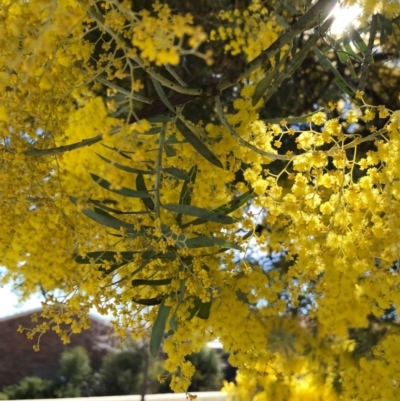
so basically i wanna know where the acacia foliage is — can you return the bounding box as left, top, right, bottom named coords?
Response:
left=2, top=0, right=400, bottom=397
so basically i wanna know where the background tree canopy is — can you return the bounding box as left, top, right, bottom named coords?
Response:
left=2, top=0, right=400, bottom=398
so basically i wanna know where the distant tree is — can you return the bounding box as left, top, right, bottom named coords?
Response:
left=3, top=377, right=55, bottom=400
left=3, top=347, right=94, bottom=399
left=56, top=346, right=92, bottom=397
left=97, top=349, right=144, bottom=395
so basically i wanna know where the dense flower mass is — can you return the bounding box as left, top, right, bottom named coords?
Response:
left=2, top=0, right=400, bottom=397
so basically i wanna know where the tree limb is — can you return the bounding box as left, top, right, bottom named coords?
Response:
left=358, top=15, right=378, bottom=92
left=217, top=0, right=338, bottom=91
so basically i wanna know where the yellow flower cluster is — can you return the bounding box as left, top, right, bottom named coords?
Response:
left=2, top=0, right=400, bottom=398
left=210, top=0, right=283, bottom=61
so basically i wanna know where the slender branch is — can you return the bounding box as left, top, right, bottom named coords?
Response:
left=326, top=128, right=386, bottom=156
left=217, top=0, right=338, bottom=91
left=87, top=7, right=203, bottom=96
left=154, top=123, right=166, bottom=219
left=214, top=96, right=290, bottom=161
left=22, top=127, right=120, bottom=157
left=164, top=64, right=188, bottom=87
left=262, top=109, right=325, bottom=125
left=263, top=16, right=334, bottom=104
left=358, top=14, right=378, bottom=92
left=96, top=76, right=153, bottom=104
left=132, top=56, right=203, bottom=96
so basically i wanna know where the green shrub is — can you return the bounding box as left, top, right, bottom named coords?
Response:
left=3, top=377, right=56, bottom=400
left=97, top=349, right=144, bottom=395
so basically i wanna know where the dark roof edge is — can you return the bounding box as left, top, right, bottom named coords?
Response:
left=0, top=308, right=111, bottom=326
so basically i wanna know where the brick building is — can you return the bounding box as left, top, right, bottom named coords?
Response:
left=0, top=309, right=115, bottom=390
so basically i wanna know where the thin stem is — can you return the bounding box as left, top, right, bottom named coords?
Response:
left=22, top=126, right=121, bottom=157
left=87, top=7, right=203, bottom=96
left=263, top=16, right=334, bottom=104
left=154, top=123, right=166, bottom=219
left=164, top=64, right=188, bottom=87
left=358, top=14, right=378, bottom=92
left=214, top=96, right=290, bottom=161
left=132, top=56, right=203, bottom=96
left=217, top=0, right=338, bottom=91
left=96, top=76, right=153, bottom=104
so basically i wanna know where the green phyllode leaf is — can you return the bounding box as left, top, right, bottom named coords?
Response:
left=136, top=174, right=155, bottom=211
left=95, top=153, right=152, bottom=175
left=314, top=48, right=354, bottom=96
left=151, top=76, right=176, bottom=113
left=181, top=190, right=253, bottom=228
left=131, top=278, right=172, bottom=287
left=150, top=295, right=171, bottom=357
left=169, top=279, right=186, bottom=332
left=176, top=119, right=223, bottom=169
left=162, top=203, right=238, bottom=225
left=177, top=165, right=197, bottom=225
left=70, top=196, right=140, bottom=235
left=90, top=173, right=153, bottom=198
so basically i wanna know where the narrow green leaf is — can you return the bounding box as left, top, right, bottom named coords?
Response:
left=162, top=168, right=189, bottom=180
left=176, top=119, right=223, bottom=169
left=314, top=48, right=354, bottom=96
left=343, top=36, right=361, bottom=60
left=252, top=46, right=290, bottom=107
left=337, top=49, right=349, bottom=63
left=133, top=297, right=162, bottom=306
left=75, top=257, right=127, bottom=276
left=129, top=253, right=156, bottom=276
left=350, top=29, right=368, bottom=53
left=70, top=196, right=139, bottom=234
left=163, top=203, right=238, bottom=225
left=241, top=230, right=253, bottom=241
left=75, top=251, right=136, bottom=264
left=131, top=278, right=172, bottom=287
left=291, top=37, right=298, bottom=57
left=129, top=251, right=178, bottom=278
left=136, top=174, right=155, bottom=211
left=163, top=135, right=187, bottom=145
left=164, top=144, right=177, bottom=157
left=180, top=236, right=242, bottom=250
left=179, top=165, right=197, bottom=205
left=133, top=127, right=162, bottom=135
left=90, top=173, right=153, bottom=198
left=352, top=31, right=373, bottom=64
left=177, top=165, right=197, bottom=225
left=74, top=251, right=155, bottom=276
left=346, top=60, right=358, bottom=80
left=101, top=144, right=132, bottom=159
left=151, top=77, right=175, bottom=113
left=263, top=109, right=325, bottom=125
left=188, top=297, right=202, bottom=320
left=333, top=78, right=354, bottom=97
left=196, top=300, right=212, bottom=320
left=236, top=290, right=251, bottom=304
left=181, top=190, right=253, bottom=228
left=89, top=199, right=150, bottom=215
left=150, top=295, right=171, bottom=357
left=169, top=279, right=186, bottom=332
left=252, top=74, right=275, bottom=106
left=96, top=153, right=152, bottom=175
